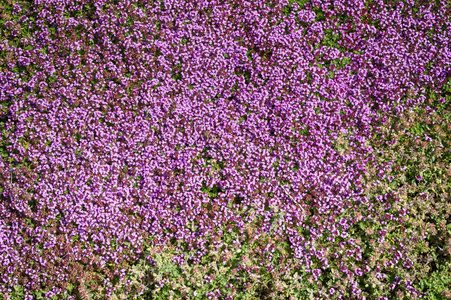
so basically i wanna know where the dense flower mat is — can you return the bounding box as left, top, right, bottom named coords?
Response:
left=0, top=0, right=450, bottom=299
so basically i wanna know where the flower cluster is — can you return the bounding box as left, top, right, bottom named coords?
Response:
left=0, top=0, right=449, bottom=298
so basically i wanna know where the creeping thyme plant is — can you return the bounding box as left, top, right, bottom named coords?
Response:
left=0, top=0, right=450, bottom=299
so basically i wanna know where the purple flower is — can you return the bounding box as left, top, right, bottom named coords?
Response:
left=1, top=0, right=448, bottom=297
left=312, top=268, right=321, bottom=280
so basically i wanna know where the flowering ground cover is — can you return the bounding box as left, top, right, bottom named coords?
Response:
left=0, top=0, right=450, bottom=299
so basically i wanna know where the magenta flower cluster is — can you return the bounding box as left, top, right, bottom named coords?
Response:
left=0, top=0, right=449, bottom=298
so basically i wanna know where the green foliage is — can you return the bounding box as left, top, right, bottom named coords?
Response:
left=417, top=261, right=451, bottom=300
left=333, top=130, right=350, bottom=156
left=126, top=217, right=323, bottom=300
left=361, top=93, right=451, bottom=298
left=171, top=71, right=182, bottom=81
left=321, top=30, right=343, bottom=49
left=201, top=182, right=223, bottom=199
